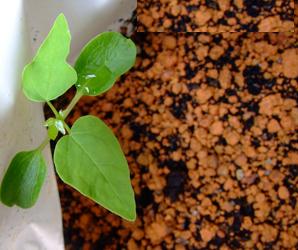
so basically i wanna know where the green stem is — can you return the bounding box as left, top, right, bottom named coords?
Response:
left=37, top=137, right=50, bottom=151
left=47, top=101, right=60, bottom=118
left=62, top=90, right=83, bottom=119
left=46, top=90, right=83, bottom=137
left=63, top=121, right=71, bottom=134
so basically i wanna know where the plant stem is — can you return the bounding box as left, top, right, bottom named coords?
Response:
left=63, top=121, right=71, bottom=134
left=62, top=90, right=83, bottom=119
left=46, top=90, right=83, bottom=136
left=47, top=101, right=60, bottom=118
left=37, top=136, right=50, bottom=151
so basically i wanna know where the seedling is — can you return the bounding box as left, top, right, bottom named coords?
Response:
left=0, top=14, right=137, bottom=221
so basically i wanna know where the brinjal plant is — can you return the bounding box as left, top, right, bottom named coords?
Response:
left=0, top=14, right=136, bottom=221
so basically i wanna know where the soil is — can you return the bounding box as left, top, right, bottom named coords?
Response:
left=46, top=32, right=298, bottom=249
left=137, top=0, right=295, bottom=32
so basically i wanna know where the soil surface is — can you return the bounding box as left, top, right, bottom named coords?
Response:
left=47, top=32, right=298, bottom=249
left=137, top=0, right=295, bottom=32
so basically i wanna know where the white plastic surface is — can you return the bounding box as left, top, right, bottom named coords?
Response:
left=0, top=0, right=135, bottom=249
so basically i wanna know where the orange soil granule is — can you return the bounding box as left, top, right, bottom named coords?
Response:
left=47, top=32, right=298, bottom=250
left=137, top=0, right=294, bottom=32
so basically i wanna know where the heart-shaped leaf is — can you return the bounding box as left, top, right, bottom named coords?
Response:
left=54, top=115, right=136, bottom=221
left=74, top=32, right=136, bottom=96
left=0, top=150, right=47, bottom=208
left=22, top=13, right=77, bottom=102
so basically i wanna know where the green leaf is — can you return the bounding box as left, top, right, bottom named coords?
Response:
left=45, top=117, right=65, bottom=140
left=47, top=122, right=59, bottom=140
left=22, top=13, right=77, bottom=102
left=0, top=150, right=47, bottom=208
left=74, top=32, right=136, bottom=96
left=54, top=115, right=136, bottom=221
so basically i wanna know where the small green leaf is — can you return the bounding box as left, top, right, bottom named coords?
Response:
left=48, top=124, right=59, bottom=140
left=54, top=115, right=136, bottom=221
left=22, top=13, right=77, bottom=102
left=0, top=150, right=47, bottom=208
left=74, top=32, right=136, bottom=96
left=44, top=118, right=61, bottom=140
left=45, top=118, right=66, bottom=139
